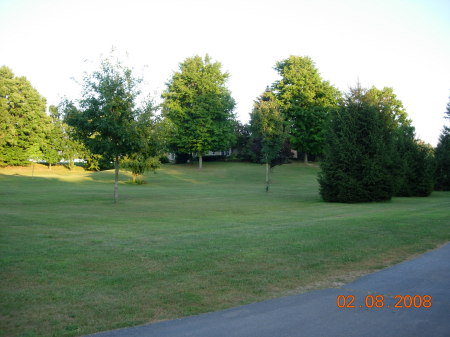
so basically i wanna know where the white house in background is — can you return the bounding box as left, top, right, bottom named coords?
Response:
left=205, top=149, right=231, bottom=157
left=167, top=149, right=231, bottom=162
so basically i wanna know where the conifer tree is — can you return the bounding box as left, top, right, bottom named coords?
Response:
left=434, top=97, right=450, bottom=190
left=318, top=85, right=393, bottom=202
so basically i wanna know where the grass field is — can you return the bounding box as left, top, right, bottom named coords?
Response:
left=1, top=162, right=449, bottom=337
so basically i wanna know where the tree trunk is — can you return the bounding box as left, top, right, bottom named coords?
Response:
left=114, top=156, right=119, bottom=203
left=265, top=162, right=270, bottom=192
left=199, top=155, right=203, bottom=169
left=304, top=152, right=308, bottom=164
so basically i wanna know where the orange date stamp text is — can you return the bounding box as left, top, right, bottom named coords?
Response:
left=336, top=295, right=432, bottom=309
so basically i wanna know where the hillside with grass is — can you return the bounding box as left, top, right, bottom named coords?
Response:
left=1, top=162, right=449, bottom=337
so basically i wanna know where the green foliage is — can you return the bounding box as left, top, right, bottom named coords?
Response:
left=57, top=100, right=90, bottom=169
left=162, top=55, right=236, bottom=167
left=363, top=86, right=434, bottom=197
left=446, top=96, right=450, bottom=120
left=122, top=155, right=160, bottom=183
left=364, top=86, right=411, bottom=131
left=319, top=85, right=394, bottom=202
left=435, top=126, right=450, bottom=191
left=393, top=126, right=435, bottom=197
left=272, top=56, right=341, bottom=161
left=41, top=105, right=63, bottom=168
left=411, top=141, right=435, bottom=196
left=64, top=55, right=144, bottom=202
left=319, top=84, right=434, bottom=202
left=0, top=66, right=50, bottom=166
left=64, top=58, right=142, bottom=161
left=249, top=91, right=288, bottom=190
left=249, top=91, right=288, bottom=166
left=232, top=121, right=252, bottom=161
left=122, top=98, right=164, bottom=182
left=434, top=97, right=450, bottom=190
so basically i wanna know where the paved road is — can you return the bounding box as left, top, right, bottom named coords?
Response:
left=87, top=243, right=450, bottom=337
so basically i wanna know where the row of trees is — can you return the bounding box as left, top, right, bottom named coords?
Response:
left=0, top=66, right=98, bottom=170
left=1, top=54, right=449, bottom=202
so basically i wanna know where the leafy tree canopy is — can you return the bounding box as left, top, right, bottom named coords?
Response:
left=122, top=98, right=166, bottom=182
left=250, top=90, right=288, bottom=191
left=0, top=66, right=50, bottom=166
left=272, top=56, right=341, bottom=162
left=64, top=55, right=145, bottom=202
left=162, top=55, right=236, bottom=168
left=364, top=86, right=411, bottom=131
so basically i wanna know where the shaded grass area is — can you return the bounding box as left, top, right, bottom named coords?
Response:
left=1, top=162, right=449, bottom=336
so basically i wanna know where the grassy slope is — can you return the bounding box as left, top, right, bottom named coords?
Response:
left=1, top=162, right=449, bottom=337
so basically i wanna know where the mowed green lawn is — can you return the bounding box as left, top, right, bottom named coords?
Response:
left=1, top=162, right=449, bottom=337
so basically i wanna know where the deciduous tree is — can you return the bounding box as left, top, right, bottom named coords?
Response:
left=0, top=66, right=50, bottom=166
left=162, top=55, right=236, bottom=168
left=41, top=105, right=64, bottom=169
left=273, top=56, right=341, bottom=163
left=122, top=98, right=164, bottom=183
left=64, top=55, right=143, bottom=203
left=249, top=90, right=288, bottom=191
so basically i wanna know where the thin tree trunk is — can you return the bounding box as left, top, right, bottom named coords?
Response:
left=199, top=155, right=203, bottom=169
left=265, top=161, right=270, bottom=192
left=304, top=152, right=308, bottom=164
left=114, top=156, right=119, bottom=203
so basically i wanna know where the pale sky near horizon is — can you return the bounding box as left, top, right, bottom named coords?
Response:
left=1, top=0, right=449, bottom=146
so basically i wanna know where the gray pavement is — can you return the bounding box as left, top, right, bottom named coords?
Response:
left=87, top=242, right=450, bottom=337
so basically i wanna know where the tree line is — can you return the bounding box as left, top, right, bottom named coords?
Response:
left=1, top=54, right=449, bottom=202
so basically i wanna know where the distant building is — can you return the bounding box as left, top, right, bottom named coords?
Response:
left=167, top=149, right=231, bottom=163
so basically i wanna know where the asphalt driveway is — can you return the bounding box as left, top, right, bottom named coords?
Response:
left=87, top=242, right=450, bottom=337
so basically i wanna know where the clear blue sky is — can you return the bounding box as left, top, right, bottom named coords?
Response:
left=1, top=0, right=449, bottom=145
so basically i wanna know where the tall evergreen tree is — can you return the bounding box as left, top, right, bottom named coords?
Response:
left=434, top=97, right=450, bottom=190
left=435, top=128, right=450, bottom=191
left=318, top=85, right=393, bottom=202
left=392, top=126, right=434, bottom=196
left=0, top=66, right=50, bottom=166
left=162, top=55, right=236, bottom=168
